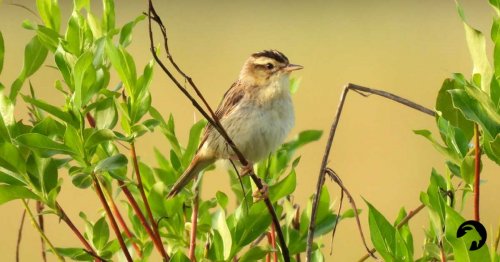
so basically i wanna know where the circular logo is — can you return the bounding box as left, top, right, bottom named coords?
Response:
left=456, top=220, right=487, bottom=251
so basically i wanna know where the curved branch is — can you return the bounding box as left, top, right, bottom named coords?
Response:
left=305, top=83, right=435, bottom=261
left=146, top=1, right=290, bottom=261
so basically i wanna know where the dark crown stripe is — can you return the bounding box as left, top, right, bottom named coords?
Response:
left=251, top=50, right=289, bottom=64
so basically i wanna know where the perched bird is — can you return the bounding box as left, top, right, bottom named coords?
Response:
left=167, top=50, right=303, bottom=198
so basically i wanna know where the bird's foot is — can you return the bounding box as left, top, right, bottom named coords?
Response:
left=253, top=184, right=269, bottom=201
left=239, top=163, right=254, bottom=177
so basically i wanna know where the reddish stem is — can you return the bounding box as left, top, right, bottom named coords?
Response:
left=130, top=143, right=169, bottom=260
left=118, top=180, right=167, bottom=259
left=271, top=223, right=277, bottom=262
left=266, top=232, right=272, bottom=262
left=474, top=124, right=481, bottom=221
left=36, top=201, right=47, bottom=262
left=92, top=176, right=133, bottom=262
left=189, top=186, right=200, bottom=261
left=56, top=203, right=102, bottom=261
left=107, top=189, right=142, bottom=257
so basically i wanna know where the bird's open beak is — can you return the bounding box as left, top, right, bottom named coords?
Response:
left=284, top=64, right=304, bottom=72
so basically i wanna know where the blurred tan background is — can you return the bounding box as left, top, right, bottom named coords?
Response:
left=1, top=0, right=499, bottom=261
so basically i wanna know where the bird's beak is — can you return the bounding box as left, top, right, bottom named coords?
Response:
left=284, top=64, right=304, bottom=72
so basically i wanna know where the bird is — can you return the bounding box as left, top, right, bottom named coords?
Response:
left=167, top=50, right=303, bottom=198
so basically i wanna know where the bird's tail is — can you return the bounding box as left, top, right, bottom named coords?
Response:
left=167, top=154, right=214, bottom=198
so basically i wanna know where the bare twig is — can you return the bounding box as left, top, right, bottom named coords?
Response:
left=16, top=209, right=27, bottom=262
left=130, top=142, right=169, bottom=261
left=36, top=201, right=47, bottom=262
left=325, top=168, right=374, bottom=259
left=329, top=181, right=344, bottom=256
left=104, top=187, right=142, bottom=257
left=85, top=112, right=160, bottom=259
left=118, top=180, right=166, bottom=257
left=92, top=175, right=133, bottom=262
left=147, top=1, right=289, bottom=261
left=189, top=184, right=200, bottom=261
left=473, top=124, right=481, bottom=221
left=305, top=83, right=435, bottom=261
left=357, top=203, right=425, bottom=262
left=56, top=203, right=103, bottom=261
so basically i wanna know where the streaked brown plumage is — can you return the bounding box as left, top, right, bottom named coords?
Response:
left=167, top=50, right=302, bottom=198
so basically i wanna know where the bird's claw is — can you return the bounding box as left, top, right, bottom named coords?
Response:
left=240, top=163, right=253, bottom=177
left=253, top=184, right=269, bottom=201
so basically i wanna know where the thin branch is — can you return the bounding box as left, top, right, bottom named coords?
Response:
left=325, top=168, right=374, bottom=259
left=36, top=201, right=47, bottom=262
left=92, top=175, right=133, bottom=262
left=56, top=203, right=103, bottom=261
left=473, top=124, right=481, bottom=221
left=16, top=209, right=27, bottom=262
left=147, top=1, right=290, bottom=261
left=329, top=183, right=344, bottom=256
left=130, top=142, right=169, bottom=261
left=357, top=203, right=425, bottom=262
left=118, top=180, right=166, bottom=258
left=85, top=113, right=158, bottom=259
left=189, top=184, right=200, bottom=261
left=21, top=200, right=64, bottom=262
left=305, top=83, right=435, bottom=261
left=270, top=223, right=278, bottom=262
left=104, top=186, right=142, bottom=257
left=292, top=206, right=301, bottom=262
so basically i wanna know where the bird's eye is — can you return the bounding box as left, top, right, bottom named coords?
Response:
left=266, top=63, right=274, bottom=70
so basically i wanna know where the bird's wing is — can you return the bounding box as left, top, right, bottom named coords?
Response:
left=197, top=81, right=246, bottom=150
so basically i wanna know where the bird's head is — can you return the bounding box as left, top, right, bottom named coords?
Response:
left=239, top=50, right=303, bottom=87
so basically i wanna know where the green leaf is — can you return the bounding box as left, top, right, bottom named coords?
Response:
left=36, top=0, right=61, bottom=32
left=0, top=90, right=14, bottom=128
left=0, top=185, right=39, bottom=204
left=0, top=31, right=4, bottom=74
left=234, top=201, right=271, bottom=248
left=170, top=251, right=190, bottom=262
left=102, top=0, right=115, bottom=33
left=366, top=200, right=411, bottom=262
left=436, top=78, right=474, bottom=140
left=212, top=209, right=232, bottom=260
left=71, top=172, right=92, bottom=189
left=73, top=51, right=96, bottom=109
left=151, top=110, right=182, bottom=157
left=105, top=38, right=136, bottom=95
left=414, top=129, right=461, bottom=164
left=483, top=134, right=500, bottom=164
left=457, top=3, right=493, bottom=93
left=216, top=191, right=229, bottom=210
left=22, top=95, right=76, bottom=126
left=119, top=14, right=145, bottom=47
left=35, top=25, right=60, bottom=52
left=92, top=216, right=110, bottom=250
left=84, top=129, right=115, bottom=150
left=0, top=143, right=25, bottom=177
left=445, top=206, right=491, bottom=262
left=54, top=47, right=75, bottom=90
left=269, top=168, right=296, bottom=202
left=10, top=36, right=48, bottom=102
left=94, top=97, right=118, bottom=129
left=289, top=77, right=301, bottom=94
left=94, top=154, right=127, bottom=173
left=16, top=133, right=75, bottom=157
left=239, top=246, right=270, bottom=262
left=182, top=119, right=206, bottom=167
left=449, top=89, right=500, bottom=139
left=55, top=247, right=93, bottom=261
left=64, top=124, right=84, bottom=161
